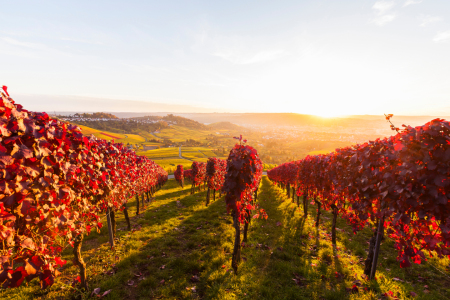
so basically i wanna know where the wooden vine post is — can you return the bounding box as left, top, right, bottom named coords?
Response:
left=231, top=211, right=241, bottom=274
left=292, top=187, right=295, bottom=203
left=206, top=186, right=210, bottom=206
left=364, top=231, right=377, bottom=276
left=331, top=204, right=338, bottom=245
left=123, top=203, right=131, bottom=231
left=110, top=209, right=116, bottom=237
left=369, top=216, right=385, bottom=280
left=135, top=194, right=140, bottom=215
left=106, top=207, right=115, bottom=248
left=315, top=195, right=321, bottom=228
left=303, top=188, right=309, bottom=216
left=243, top=211, right=250, bottom=243
left=73, top=233, right=87, bottom=289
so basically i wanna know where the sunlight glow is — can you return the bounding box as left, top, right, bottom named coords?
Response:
left=309, top=110, right=349, bottom=118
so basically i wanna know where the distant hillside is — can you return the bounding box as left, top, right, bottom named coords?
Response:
left=162, top=114, right=208, bottom=130
left=209, top=122, right=243, bottom=131
left=166, top=113, right=450, bottom=132
left=131, top=114, right=208, bottom=130
left=76, top=112, right=119, bottom=119
left=69, top=118, right=168, bottom=134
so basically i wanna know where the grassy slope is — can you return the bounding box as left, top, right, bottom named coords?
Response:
left=4, top=177, right=449, bottom=299
left=77, top=125, right=126, bottom=140
left=136, top=148, right=179, bottom=159
left=155, top=126, right=212, bottom=143
left=77, top=125, right=147, bottom=144
left=180, top=147, right=219, bottom=160
left=124, top=134, right=146, bottom=143
left=154, top=159, right=194, bottom=173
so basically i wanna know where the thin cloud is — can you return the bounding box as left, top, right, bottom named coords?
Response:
left=190, top=28, right=287, bottom=65
left=371, top=1, right=396, bottom=26
left=372, top=14, right=397, bottom=26
left=60, top=37, right=103, bottom=45
left=419, top=15, right=442, bottom=27
left=214, top=49, right=286, bottom=65
left=2, top=37, right=45, bottom=50
left=433, top=31, right=450, bottom=43
left=373, top=1, right=395, bottom=14
left=403, top=0, right=423, bottom=7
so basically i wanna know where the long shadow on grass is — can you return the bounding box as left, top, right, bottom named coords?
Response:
left=67, top=178, right=354, bottom=299
left=78, top=183, right=194, bottom=254
left=66, top=180, right=237, bottom=300
left=241, top=177, right=351, bottom=300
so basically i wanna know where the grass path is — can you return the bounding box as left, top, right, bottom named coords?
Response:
left=3, top=177, right=450, bottom=299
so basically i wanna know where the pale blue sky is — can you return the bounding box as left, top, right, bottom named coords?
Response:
left=1, top=0, right=450, bottom=116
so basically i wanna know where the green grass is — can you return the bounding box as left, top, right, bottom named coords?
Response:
left=77, top=125, right=148, bottom=145
left=138, top=147, right=222, bottom=162
left=263, top=163, right=277, bottom=171
left=153, top=158, right=194, bottom=174
left=122, top=134, right=146, bottom=144
left=182, top=152, right=206, bottom=159
left=155, top=126, right=214, bottom=143
left=142, top=142, right=162, bottom=146
left=137, top=147, right=179, bottom=159
left=77, top=125, right=127, bottom=140
left=181, top=147, right=220, bottom=160
left=4, top=178, right=449, bottom=299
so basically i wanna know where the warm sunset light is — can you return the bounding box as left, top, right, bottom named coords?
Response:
left=310, top=111, right=349, bottom=118
left=1, top=1, right=449, bottom=116
left=1, top=2, right=450, bottom=298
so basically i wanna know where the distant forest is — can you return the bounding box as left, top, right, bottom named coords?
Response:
left=68, top=119, right=167, bottom=134
left=68, top=114, right=209, bottom=134
left=73, top=112, right=119, bottom=119
left=133, top=114, right=209, bottom=130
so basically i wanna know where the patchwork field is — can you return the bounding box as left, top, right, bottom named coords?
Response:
left=154, top=125, right=214, bottom=143
left=153, top=158, right=194, bottom=173
left=136, top=148, right=179, bottom=159
left=76, top=125, right=275, bottom=173
left=77, top=125, right=127, bottom=140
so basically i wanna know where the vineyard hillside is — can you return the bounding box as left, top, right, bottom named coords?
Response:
left=3, top=177, right=449, bottom=299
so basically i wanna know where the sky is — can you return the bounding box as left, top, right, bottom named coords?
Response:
left=1, top=0, right=450, bottom=116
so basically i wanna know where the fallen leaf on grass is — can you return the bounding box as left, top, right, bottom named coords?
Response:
left=292, top=273, right=307, bottom=286
left=91, top=288, right=101, bottom=296
left=106, top=269, right=115, bottom=275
